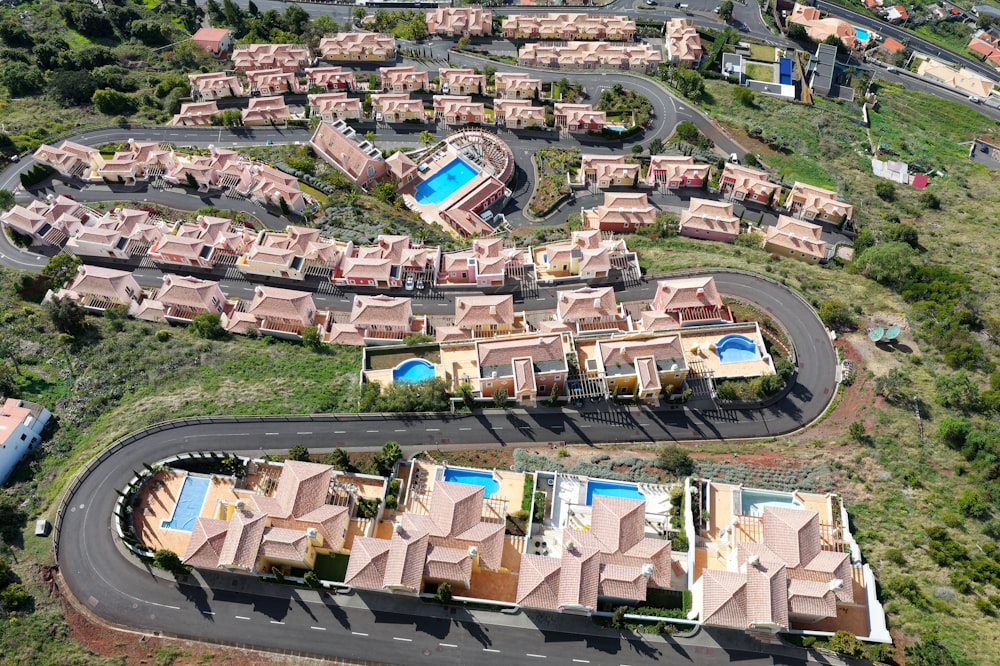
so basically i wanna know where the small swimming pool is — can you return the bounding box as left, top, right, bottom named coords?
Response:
left=443, top=467, right=500, bottom=497
left=716, top=334, right=761, bottom=363
left=162, top=475, right=211, bottom=532
left=741, top=488, right=802, bottom=516
left=605, top=125, right=628, bottom=132
left=414, top=158, right=477, bottom=205
left=586, top=479, right=645, bottom=505
left=393, top=358, right=436, bottom=384
left=854, top=26, right=870, bottom=42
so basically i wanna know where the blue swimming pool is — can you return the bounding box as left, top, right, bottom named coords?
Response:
left=393, top=358, right=436, bottom=383
left=414, top=158, right=477, bottom=205
left=443, top=468, right=500, bottom=497
left=741, top=488, right=802, bottom=516
left=162, top=475, right=211, bottom=532
left=854, top=26, right=870, bottom=42
left=716, top=334, right=761, bottom=363
left=586, top=480, right=645, bottom=505
left=606, top=125, right=628, bottom=132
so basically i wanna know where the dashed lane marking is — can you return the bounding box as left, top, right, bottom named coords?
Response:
left=311, top=626, right=326, bottom=631
left=235, top=615, right=250, bottom=620
left=352, top=631, right=368, bottom=637
left=393, top=637, right=412, bottom=642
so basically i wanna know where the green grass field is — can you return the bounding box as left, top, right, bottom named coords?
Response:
left=744, top=62, right=776, bottom=82
left=748, top=43, right=777, bottom=62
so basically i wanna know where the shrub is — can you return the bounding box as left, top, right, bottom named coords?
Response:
left=874, top=180, right=897, bottom=202
left=957, top=489, right=991, bottom=520
left=153, top=549, right=189, bottom=575
left=818, top=299, right=856, bottom=331
left=975, top=598, right=996, bottom=616
left=155, top=328, right=171, bottom=342
left=827, top=630, right=865, bottom=658
left=190, top=312, right=226, bottom=340
left=884, top=548, right=906, bottom=566
left=655, top=445, right=694, bottom=477
left=671, top=531, right=688, bottom=552
left=0, top=583, right=30, bottom=609
left=303, top=571, right=320, bottom=588
left=286, top=445, right=311, bottom=462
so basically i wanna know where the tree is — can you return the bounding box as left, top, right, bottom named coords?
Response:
left=45, top=297, right=86, bottom=336
left=934, top=370, right=980, bottom=411
left=304, top=571, right=320, bottom=588
left=875, top=367, right=911, bottom=403
left=883, top=222, right=919, bottom=248
left=673, top=67, right=705, bottom=101
left=920, top=191, right=941, bottom=210
left=957, top=489, right=991, bottom=520
left=656, top=445, right=694, bottom=477
left=848, top=421, right=867, bottom=443
left=787, top=23, right=811, bottom=43
left=852, top=227, right=875, bottom=254
left=435, top=581, right=452, bottom=603
left=874, top=180, right=897, bottom=202
left=0, top=62, right=44, bottom=97
left=91, top=88, right=136, bottom=116
left=823, top=34, right=848, bottom=57
left=190, top=312, right=226, bottom=340
left=733, top=86, right=756, bottom=107
left=818, top=299, right=856, bottom=331
left=0, top=365, right=15, bottom=399
left=323, top=448, right=351, bottom=471
left=631, top=144, right=644, bottom=156
left=372, top=440, right=403, bottom=476
left=827, top=630, right=865, bottom=658
left=353, top=6, right=367, bottom=21
left=153, top=549, right=188, bottom=575
left=0, top=583, right=30, bottom=609
left=49, top=69, right=98, bottom=106
left=364, top=130, right=376, bottom=145
left=493, top=388, right=508, bottom=409
left=458, top=382, right=476, bottom=411
left=938, top=417, right=971, bottom=449
left=419, top=130, right=435, bottom=146
left=0, top=189, right=15, bottom=213
left=457, top=35, right=471, bottom=48
left=718, top=0, right=735, bottom=21
left=856, top=242, right=913, bottom=288
left=301, top=326, right=322, bottom=351
left=43, top=254, right=81, bottom=289
left=648, top=138, right=664, bottom=154
left=287, top=445, right=311, bottom=462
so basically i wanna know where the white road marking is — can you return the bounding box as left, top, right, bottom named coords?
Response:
left=311, top=626, right=327, bottom=631
left=201, top=611, right=215, bottom=615
left=235, top=615, right=251, bottom=620
left=638, top=423, right=650, bottom=427
left=265, top=432, right=279, bottom=436
left=490, top=427, right=503, bottom=430
left=483, top=648, right=501, bottom=653
left=366, top=429, right=379, bottom=433
left=270, top=620, right=284, bottom=625
left=440, top=643, right=457, bottom=648
left=334, top=430, right=346, bottom=434
left=426, top=428, right=440, bottom=432
left=393, top=637, right=412, bottom=642
left=296, top=432, right=312, bottom=435
left=352, top=631, right=368, bottom=637
left=395, top=429, right=407, bottom=432
left=460, top=427, right=472, bottom=430
left=573, top=660, right=590, bottom=664
left=580, top=425, right=591, bottom=428
left=526, top=654, right=547, bottom=659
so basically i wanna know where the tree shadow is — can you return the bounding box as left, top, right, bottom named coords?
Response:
left=176, top=581, right=214, bottom=620
left=321, top=593, right=351, bottom=629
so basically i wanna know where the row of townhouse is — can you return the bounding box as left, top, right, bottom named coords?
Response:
left=27, top=141, right=308, bottom=212
left=519, top=41, right=663, bottom=71
left=502, top=14, right=636, bottom=41
left=172, top=96, right=295, bottom=127
left=189, top=66, right=359, bottom=102
left=577, top=154, right=709, bottom=192
left=171, top=454, right=881, bottom=641
left=664, top=18, right=704, bottom=64
left=429, top=276, right=773, bottom=407
left=426, top=6, right=492, bottom=37
left=379, top=67, right=543, bottom=99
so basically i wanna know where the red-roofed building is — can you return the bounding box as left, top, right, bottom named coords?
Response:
left=651, top=276, right=734, bottom=326
left=191, top=27, right=233, bottom=57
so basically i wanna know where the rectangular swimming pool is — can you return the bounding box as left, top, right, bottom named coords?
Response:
left=161, top=475, right=211, bottom=532
left=443, top=467, right=499, bottom=497
left=740, top=488, right=801, bottom=516
left=586, top=479, right=645, bottom=505
left=414, top=158, right=477, bottom=205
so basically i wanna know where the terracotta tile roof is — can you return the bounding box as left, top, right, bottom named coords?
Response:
left=639, top=310, right=681, bottom=332
left=424, top=544, right=473, bottom=584
left=558, top=544, right=602, bottom=609
left=645, top=155, right=710, bottom=186
left=310, top=121, right=387, bottom=187
left=743, top=550, right=789, bottom=628
left=64, top=265, right=141, bottom=303
left=295, top=503, right=349, bottom=550
left=598, top=563, right=649, bottom=600
left=320, top=32, right=396, bottom=60
left=513, top=357, right=537, bottom=393
left=249, top=285, right=315, bottom=325
left=182, top=518, right=230, bottom=568
left=339, top=256, right=393, bottom=281
left=384, top=526, right=430, bottom=591
left=665, top=18, right=704, bottom=62
left=581, top=155, right=640, bottom=183
left=259, top=526, right=310, bottom=562
left=787, top=579, right=837, bottom=619
left=598, top=336, right=684, bottom=377
left=350, top=294, right=413, bottom=328
left=478, top=334, right=566, bottom=370
left=762, top=506, right=821, bottom=569
left=429, top=480, right=484, bottom=536
left=271, top=460, right=334, bottom=519
left=158, top=274, right=226, bottom=311
left=721, top=163, right=779, bottom=198
left=435, top=326, right=472, bottom=342
left=635, top=356, right=661, bottom=392
left=653, top=276, right=723, bottom=311
left=386, top=151, right=417, bottom=179
left=764, top=216, right=827, bottom=260
left=344, top=536, right=392, bottom=589
left=516, top=553, right=563, bottom=609
left=700, top=569, right=748, bottom=627
left=325, top=323, right=366, bottom=346
left=218, top=510, right=268, bottom=571
left=454, top=294, right=514, bottom=328
left=787, top=182, right=853, bottom=221
left=556, top=286, right=618, bottom=322
left=538, top=320, right=573, bottom=334
left=679, top=198, right=741, bottom=236
left=222, top=310, right=259, bottom=334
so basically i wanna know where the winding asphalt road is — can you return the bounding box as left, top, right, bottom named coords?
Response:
left=55, top=269, right=835, bottom=664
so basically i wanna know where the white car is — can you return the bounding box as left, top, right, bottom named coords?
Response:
left=969, top=95, right=981, bottom=103
left=405, top=276, right=415, bottom=291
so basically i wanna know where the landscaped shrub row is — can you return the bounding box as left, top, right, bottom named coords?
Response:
left=693, top=462, right=836, bottom=493
left=19, top=163, right=55, bottom=188
left=512, top=448, right=660, bottom=483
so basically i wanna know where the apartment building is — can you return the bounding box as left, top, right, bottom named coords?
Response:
left=310, top=120, right=388, bottom=190
left=502, top=13, right=635, bottom=41
left=426, top=6, right=492, bottom=36
left=309, top=93, right=363, bottom=122
left=678, top=198, right=742, bottom=243
left=665, top=18, right=704, bottom=63
left=493, top=99, right=546, bottom=129
left=494, top=72, right=543, bottom=99
left=553, top=103, right=606, bottom=132
left=583, top=192, right=656, bottom=232
left=320, top=32, right=396, bottom=62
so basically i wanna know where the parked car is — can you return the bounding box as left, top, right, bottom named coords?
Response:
left=405, top=276, right=415, bottom=291
left=886, top=66, right=898, bottom=73
left=646, top=0, right=657, bottom=5
left=416, top=279, right=425, bottom=290
left=969, top=95, right=981, bottom=103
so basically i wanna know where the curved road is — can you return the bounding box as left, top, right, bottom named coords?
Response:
left=56, top=270, right=835, bottom=664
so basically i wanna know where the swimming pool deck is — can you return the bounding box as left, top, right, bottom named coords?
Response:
left=133, top=471, right=245, bottom=554
left=680, top=323, right=775, bottom=379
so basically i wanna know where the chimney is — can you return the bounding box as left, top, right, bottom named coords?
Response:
left=747, top=554, right=761, bottom=567
left=696, top=287, right=704, bottom=297
left=829, top=578, right=845, bottom=591
left=592, top=298, right=601, bottom=309
left=565, top=540, right=575, bottom=553
left=488, top=305, right=497, bottom=316
left=235, top=500, right=246, bottom=510
left=394, top=522, right=404, bottom=535
left=642, top=563, right=654, bottom=578
left=458, top=301, right=466, bottom=309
